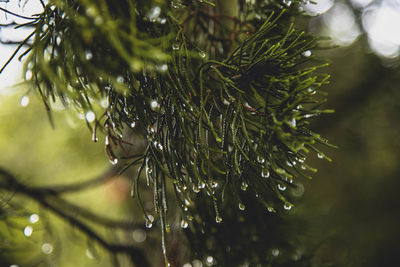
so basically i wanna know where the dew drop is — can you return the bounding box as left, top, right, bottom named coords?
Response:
left=180, top=219, right=189, bottom=229
left=147, top=6, right=161, bottom=22
left=10, top=265, right=19, bottom=267
left=41, top=243, right=53, bottom=255
left=284, top=203, right=292, bottom=210
left=278, top=184, right=287, bottom=191
left=272, top=248, right=280, bottom=257
left=20, top=95, right=30, bottom=107
left=215, top=216, right=222, bottom=223
left=267, top=207, right=274, bottom=212
left=238, top=203, right=246, bottom=211
left=183, top=263, right=193, bottom=267
left=288, top=118, right=296, bottom=127
left=192, top=185, right=200, bottom=193
left=145, top=215, right=154, bottom=228
left=150, top=99, right=159, bottom=110
left=317, top=153, right=323, bottom=159
left=116, top=76, right=124, bottom=83
left=132, top=229, right=147, bottom=242
left=85, top=50, right=93, bottom=60
left=241, top=181, right=248, bottom=191
left=303, top=50, right=312, bottom=57
left=158, top=17, right=167, bottom=24
left=283, top=0, right=292, bottom=6
left=206, top=256, right=214, bottom=266
left=261, top=170, right=270, bottom=178
left=25, top=70, right=33, bottom=80
left=157, top=64, right=168, bottom=72
left=85, top=111, right=96, bottom=122
left=130, top=121, right=136, bottom=128
left=199, top=51, right=207, bottom=58
left=110, top=158, right=118, bottom=165
left=24, top=226, right=33, bottom=237
left=172, top=43, right=180, bottom=51
left=257, top=156, right=265, bottom=164
left=29, top=214, right=39, bottom=224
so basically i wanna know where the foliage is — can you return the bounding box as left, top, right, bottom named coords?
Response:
left=0, top=0, right=334, bottom=266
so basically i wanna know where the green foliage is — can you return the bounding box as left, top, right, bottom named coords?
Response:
left=1, top=0, right=334, bottom=266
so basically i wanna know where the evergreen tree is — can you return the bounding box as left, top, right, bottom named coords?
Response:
left=0, top=0, right=335, bottom=266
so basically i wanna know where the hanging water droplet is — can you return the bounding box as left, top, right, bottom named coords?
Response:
left=130, top=121, right=136, bottom=128
left=180, top=219, right=189, bottom=229
left=158, top=17, right=167, bottom=24
left=317, top=153, right=323, bottom=159
left=150, top=99, right=159, bottom=110
left=272, top=248, right=280, bottom=257
left=278, top=184, right=287, bottom=191
left=288, top=118, right=296, bottom=127
left=110, top=158, right=118, bottom=165
left=303, top=50, right=312, bottom=57
left=267, top=207, right=274, bottom=212
left=145, top=215, right=154, bottom=228
left=25, top=70, right=33, bottom=80
left=157, top=64, right=168, bottom=72
left=193, top=185, right=200, bottom=193
left=172, top=43, right=180, bottom=51
left=206, top=256, right=214, bottom=266
left=238, top=203, right=246, bottom=211
left=241, top=181, right=248, bottom=191
left=257, top=156, right=265, bottom=164
left=283, top=0, right=292, bottom=6
left=307, top=88, right=316, bottom=94
left=215, top=216, right=222, bottom=223
left=199, top=51, right=207, bottom=58
left=211, top=181, right=219, bottom=188
left=116, top=76, right=124, bottom=83
left=29, top=214, right=39, bottom=224
left=183, top=205, right=188, bottom=211
left=183, top=263, right=193, bottom=267
left=24, top=226, right=33, bottom=237
left=284, top=203, right=292, bottom=210
left=41, top=243, right=53, bottom=255
left=199, top=181, right=206, bottom=189
left=147, top=6, right=161, bottom=22
left=85, top=111, right=96, bottom=122
left=132, top=229, right=147, bottom=242
left=85, top=50, right=93, bottom=60
left=20, top=95, right=30, bottom=107
left=261, top=170, right=270, bottom=178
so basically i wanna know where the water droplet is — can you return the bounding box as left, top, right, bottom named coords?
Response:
left=284, top=203, right=292, bottom=210
left=145, top=215, right=154, bottom=228
left=171, top=0, right=183, bottom=9
left=206, top=256, right=214, bottom=266
left=272, top=248, right=280, bottom=257
left=288, top=118, right=296, bottom=127
left=278, top=184, right=287, bottom=191
left=180, top=219, right=188, bottom=229
left=199, top=51, right=207, bottom=58
left=307, top=88, right=316, bottom=94
left=130, top=121, right=136, bottom=128
left=215, top=216, right=222, bottom=223
left=41, top=243, right=53, bottom=255
left=317, top=153, right=323, bottom=159
left=257, top=156, right=265, bottom=164
left=110, top=158, right=118, bottom=165
left=241, top=181, right=248, bottom=191
left=238, top=203, right=246, bottom=211
left=211, top=181, right=219, bottom=188
left=116, top=76, right=124, bottom=83
left=150, top=99, right=159, bottom=110
left=157, top=64, right=168, bottom=72
left=20, top=95, right=30, bottom=107
left=85, top=50, right=93, bottom=60
left=303, top=50, right=312, bottom=57
left=183, top=263, right=193, bottom=267
left=29, top=214, right=39, bottom=224
left=192, top=185, right=200, bottom=193
left=147, top=6, right=161, bottom=22
left=267, top=207, right=274, bottom=212
left=85, top=111, right=96, bottom=122
left=132, top=229, right=147, bottom=242
left=25, top=70, right=33, bottom=80
left=261, top=170, right=270, bottom=178
left=10, top=265, right=19, bottom=267
left=199, top=181, right=206, bottom=189
left=172, top=43, right=180, bottom=51
left=283, top=0, right=292, bottom=6
left=24, top=226, right=33, bottom=237
left=158, top=17, right=167, bottom=24
left=85, top=248, right=95, bottom=259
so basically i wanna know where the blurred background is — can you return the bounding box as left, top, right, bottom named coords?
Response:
left=1, top=0, right=400, bottom=266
